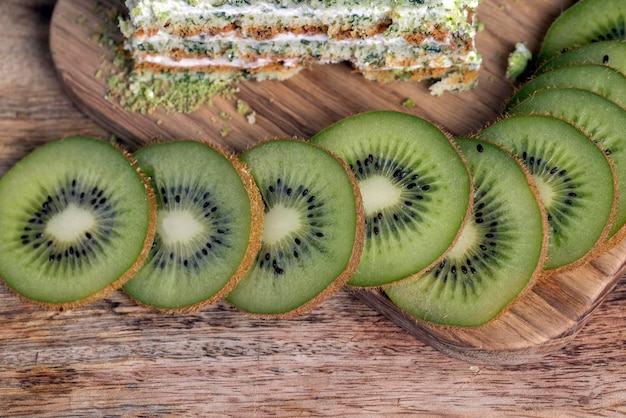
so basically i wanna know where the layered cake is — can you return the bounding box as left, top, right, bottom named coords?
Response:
left=120, top=0, right=482, bottom=95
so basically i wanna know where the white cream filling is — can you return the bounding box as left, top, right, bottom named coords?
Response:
left=142, top=54, right=303, bottom=68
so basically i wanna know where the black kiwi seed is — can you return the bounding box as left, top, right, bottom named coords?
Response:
left=351, top=155, right=433, bottom=240
left=226, top=139, right=363, bottom=318
left=538, top=0, right=626, bottom=62
left=386, top=138, right=546, bottom=327
left=0, top=137, right=156, bottom=309
left=148, top=182, right=232, bottom=271
left=254, top=177, right=326, bottom=276
left=122, top=140, right=262, bottom=312
left=518, top=146, right=590, bottom=236
left=311, top=110, right=472, bottom=287
left=21, top=178, right=117, bottom=268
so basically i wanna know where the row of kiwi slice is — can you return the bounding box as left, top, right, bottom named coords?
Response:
left=0, top=114, right=474, bottom=318
left=0, top=135, right=368, bottom=318
left=0, top=0, right=623, bottom=327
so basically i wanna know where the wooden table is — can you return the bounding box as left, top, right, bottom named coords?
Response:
left=1, top=0, right=625, bottom=415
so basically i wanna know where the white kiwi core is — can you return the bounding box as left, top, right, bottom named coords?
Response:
left=532, top=176, right=556, bottom=208
left=158, top=210, right=204, bottom=245
left=45, top=203, right=96, bottom=242
left=263, top=203, right=301, bottom=244
left=445, top=220, right=479, bottom=258
left=359, top=175, right=402, bottom=216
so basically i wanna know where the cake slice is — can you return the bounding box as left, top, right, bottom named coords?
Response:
left=120, top=0, right=482, bottom=95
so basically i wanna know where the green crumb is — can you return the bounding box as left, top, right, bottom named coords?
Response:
left=236, top=99, right=249, bottom=115
left=219, top=111, right=232, bottom=120
left=402, top=98, right=416, bottom=108
left=506, top=42, right=532, bottom=80
left=268, top=98, right=275, bottom=104
left=112, top=55, right=126, bottom=69
left=107, top=67, right=239, bottom=115
left=74, top=15, right=86, bottom=24
left=91, top=0, right=242, bottom=114
left=220, top=124, right=231, bottom=137
left=476, top=21, right=485, bottom=32
left=236, top=99, right=257, bottom=124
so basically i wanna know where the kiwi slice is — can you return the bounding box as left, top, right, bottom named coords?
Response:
left=225, top=139, right=364, bottom=318
left=536, top=40, right=626, bottom=76
left=507, top=88, right=626, bottom=241
left=122, top=140, right=263, bottom=312
left=538, top=0, right=626, bottom=63
left=477, top=115, right=616, bottom=271
left=385, top=138, right=547, bottom=327
left=0, top=136, right=156, bottom=309
left=311, top=111, right=472, bottom=287
left=506, top=64, right=626, bottom=111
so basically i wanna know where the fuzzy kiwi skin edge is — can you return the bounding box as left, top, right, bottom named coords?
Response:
left=219, top=147, right=266, bottom=313
left=385, top=138, right=550, bottom=328
left=0, top=139, right=158, bottom=311
left=59, top=143, right=158, bottom=311
left=312, top=110, right=474, bottom=288
left=125, top=139, right=265, bottom=314
left=537, top=0, right=626, bottom=64
left=227, top=138, right=366, bottom=319
left=294, top=142, right=366, bottom=318
left=506, top=89, right=626, bottom=248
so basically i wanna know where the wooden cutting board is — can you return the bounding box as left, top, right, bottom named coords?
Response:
left=50, top=0, right=575, bottom=151
left=48, top=0, right=626, bottom=365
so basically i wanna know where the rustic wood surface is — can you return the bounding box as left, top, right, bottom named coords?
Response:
left=2, top=0, right=626, bottom=415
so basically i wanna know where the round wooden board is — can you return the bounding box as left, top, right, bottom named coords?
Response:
left=49, top=0, right=626, bottom=365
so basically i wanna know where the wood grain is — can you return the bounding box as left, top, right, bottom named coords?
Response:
left=48, top=0, right=626, bottom=364
left=2, top=0, right=626, bottom=415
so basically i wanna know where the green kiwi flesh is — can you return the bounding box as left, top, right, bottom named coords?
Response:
left=507, top=88, right=626, bottom=241
left=385, top=138, right=547, bottom=327
left=226, top=139, right=363, bottom=318
left=311, top=111, right=472, bottom=287
left=0, top=137, right=155, bottom=308
left=122, top=140, right=263, bottom=311
left=536, top=40, right=626, bottom=76
left=477, top=115, right=616, bottom=271
left=505, top=64, right=626, bottom=112
left=538, top=0, right=626, bottom=64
